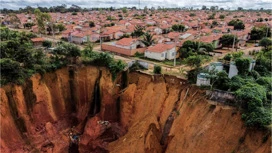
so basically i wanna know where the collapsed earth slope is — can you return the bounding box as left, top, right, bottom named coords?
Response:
left=0, top=66, right=270, bottom=153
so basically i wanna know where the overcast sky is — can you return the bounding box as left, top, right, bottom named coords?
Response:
left=1, top=0, right=271, bottom=10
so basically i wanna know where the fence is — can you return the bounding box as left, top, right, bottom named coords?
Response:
left=101, top=44, right=146, bottom=56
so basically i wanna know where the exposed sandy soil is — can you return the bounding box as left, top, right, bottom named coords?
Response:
left=0, top=67, right=271, bottom=153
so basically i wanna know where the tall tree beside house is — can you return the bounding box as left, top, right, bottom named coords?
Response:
left=228, top=19, right=245, bottom=30
left=250, top=27, right=271, bottom=42
left=34, top=8, right=51, bottom=35
left=219, top=34, right=238, bottom=49
left=233, top=21, right=245, bottom=30
left=131, top=25, right=145, bottom=38
left=179, top=40, right=214, bottom=58
left=228, top=19, right=240, bottom=26
left=141, top=32, right=155, bottom=47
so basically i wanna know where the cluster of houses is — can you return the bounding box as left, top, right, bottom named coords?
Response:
left=2, top=9, right=272, bottom=61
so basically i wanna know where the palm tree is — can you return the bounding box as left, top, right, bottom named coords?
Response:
left=141, top=32, right=155, bottom=47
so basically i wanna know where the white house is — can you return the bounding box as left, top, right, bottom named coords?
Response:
left=71, top=33, right=87, bottom=44
left=144, top=43, right=176, bottom=61
left=154, top=27, right=163, bottom=35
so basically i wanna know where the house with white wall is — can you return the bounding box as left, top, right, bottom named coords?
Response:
left=114, top=38, right=144, bottom=49
left=144, top=43, right=176, bottom=61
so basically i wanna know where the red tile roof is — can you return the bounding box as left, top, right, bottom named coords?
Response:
left=116, top=38, right=137, bottom=46
left=167, top=32, right=181, bottom=39
left=31, top=37, right=45, bottom=42
left=147, top=43, right=175, bottom=53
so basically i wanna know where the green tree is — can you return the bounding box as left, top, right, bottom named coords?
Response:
left=185, top=55, right=202, bottom=68
left=235, top=57, right=250, bottom=75
left=219, top=14, right=225, bottom=19
left=172, top=24, right=185, bottom=32
left=153, top=65, right=162, bottom=74
left=249, top=27, right=265, bottom=42
left=189, top=13, right=196, bottom=17
left=219, top=34, right=238, bottom=49
left=234, top=21, right=245, bottom=30
left=256, top=77, right=272, bottom=91
left=212, top=71, right=230, bottom=90
left=131, top=25, right=145, bottom=37
left=122, top=7, right=127, bottom=13
left=232, top=51, right=244, bottom=60
left=259, top=38, right=272, bottom=50
left=53, top=43, right=81, bottom=64
left=141, top=32, right=155, bottom=47
left=57, top=24, right=66, bottom=32
left=228, top=19, right=240, bottom=26
left=0, top=58, right=25, bottom=84
left=42, top=40, right=52, bottom=48
left=89, top=21, right=95, bottom=28
left=223, top=53, right=232, bottom=61
left=235, top=83, right=271, bottom=128
left=34, top=8, right=51, bottom=35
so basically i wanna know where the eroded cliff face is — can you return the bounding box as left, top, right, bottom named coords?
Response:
left=109, top=72, right=271, bottom=153
left=0, top=67, right=271, bottom=153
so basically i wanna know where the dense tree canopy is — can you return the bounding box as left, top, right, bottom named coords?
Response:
left=219, top=34, right=238, bottom=48
left=259, top=38, right=272, bottom=50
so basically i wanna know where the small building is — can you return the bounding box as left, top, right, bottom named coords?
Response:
left=71, top=33, right=87, bottom=44
left=196, top=73, right=210, bottom=86
left=31, top=37, right=45, bottom=46
left=144, top=43, right=176, bottom=61
left=209, top=62, right=223, bottom=72
left=115, top=38, right=144, bottom=49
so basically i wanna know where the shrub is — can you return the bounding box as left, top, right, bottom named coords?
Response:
left=42, top=40, right=52, bottom=48
left=235, top=57, right=250, bottom=75
left=153, top=65, right=162, bottom=74
left=0, top=58, right=26, bottom=85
